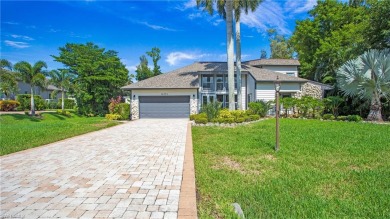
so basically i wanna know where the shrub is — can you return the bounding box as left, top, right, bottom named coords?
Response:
left=223, top=118, right=235, bottom=124
left=46, top=101, right=58, bottom=109
left=117, top=103, right=130, bottom=120
left=235, top=117, right=245, bottom=123
left=189, top=114, right=197, bottom=120
left=108, top=96, right=122, bottom=114
left=218, top=109, right=234, bottom=119
left=58, top=99, right=76, bottom=109
left=243, top=116, right=251, bottom=122
left=230, top=110, right=246, bottom=119
left=201, top=101, right=221, bottom=121
left=249, top=114, right=260, bottom=121
left=323, top=114, right=335, bottom=120
left=16, top=94, right=45, bottom=111
left=194, top=117, right=208, bottom=124
left=0, top=100, right=20, bottom=111
left=337, top=116, right=347, bottom=121
left=56, top=110, right=71, bottom=117
left=347, top=115, right=363, bottom=122
left=248, top=100, right=269, bottom=117
left=105, top=113, right=121, bottom=120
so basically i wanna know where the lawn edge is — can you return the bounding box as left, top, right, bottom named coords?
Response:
left=0, top=120, right=126, bottom=158
left=178, top=122, right=198, bottom=219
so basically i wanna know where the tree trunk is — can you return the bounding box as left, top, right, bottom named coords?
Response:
left=367, top=98, right=383, bottom=122
left=226, top=0, right=235, bottom=111
left=235, top=18, right=242, bottom=110
left=30, top=86, right=35, bottom=116
left=61, top=89, right=65, bottom=111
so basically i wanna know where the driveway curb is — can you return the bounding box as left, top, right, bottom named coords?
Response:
left=178, top=123, right=198, bottom=219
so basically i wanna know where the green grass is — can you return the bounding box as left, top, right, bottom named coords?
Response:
left=0, top=112, right=119, bottom=155
left=192, top=119, right=390, bottom=218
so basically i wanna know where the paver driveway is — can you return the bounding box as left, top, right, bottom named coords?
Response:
left=0, top=119, right=189, bottom=219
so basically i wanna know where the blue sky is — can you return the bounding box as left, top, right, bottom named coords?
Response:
left=1, top=0, right=315, bottom=76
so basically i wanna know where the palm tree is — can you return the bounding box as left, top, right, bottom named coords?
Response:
left=197, top=0, right=261, bottom=110
left=14, top=61, right=47, bottom=116
left=337, top=49, right=390, bottom=121
left=48, top=69, right=74, bottom=111
left=233, top=0, right=262, bottom=109
left=197, top=0, right=235, bottom=110
left=0, top=59, right=18, bottom=98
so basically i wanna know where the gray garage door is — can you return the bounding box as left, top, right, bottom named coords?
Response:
left=139, top=96, right=190, bottom=118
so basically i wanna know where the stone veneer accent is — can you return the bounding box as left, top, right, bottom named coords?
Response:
left=131, top=99, right=139, bottom=120
left=190, top=98, right=198, bottom=115
left=294, top=82, right=322, bottom=99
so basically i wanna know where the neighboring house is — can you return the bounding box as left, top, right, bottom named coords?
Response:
left=122, top=59, right=332, bottom=119
left=1, top=81, right=63, bottom=100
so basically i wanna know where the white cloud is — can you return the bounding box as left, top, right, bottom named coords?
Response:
left=3, top=21, right=19, bottom=25
left=243, top=35, right=254, bottom=38
left=126, top=65, right=137, bottom=72
left=176, top=0, right=197, bottom=11
left=240, top=0, right=290, bottom=35
left=11, top=34, right=34, bottom=41
left=166, top=52, right=209, bottom=66
left=285, top=0, right=316, bottom=14
left=188, top=12, right=203, bottom=20
left=139, top=21, right=176, bottom=31
left=4, top=40, right=30, bottom=49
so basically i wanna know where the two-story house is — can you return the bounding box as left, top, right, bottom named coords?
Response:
left=122, top=59, right=332, bottom=119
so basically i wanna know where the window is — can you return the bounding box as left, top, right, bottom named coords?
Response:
left=286, top=72, right=295, bottom=77
left=223, top=75, right=237, bottom=90
left=202, top=75, right=214, bottom=90
left=216, top=75, right=224, bottom=91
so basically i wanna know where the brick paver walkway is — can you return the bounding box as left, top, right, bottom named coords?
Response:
left=0, top=119, right=189, bottom=219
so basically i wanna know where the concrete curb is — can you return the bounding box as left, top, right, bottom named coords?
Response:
left=178, top=123, right=198, bottom=219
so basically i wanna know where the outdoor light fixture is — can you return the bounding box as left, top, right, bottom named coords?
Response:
left=193, top=94, right=195, bottom=99
left=274, top=76, right=281, bottom=151
left=133, top=94, right=135, bottom=98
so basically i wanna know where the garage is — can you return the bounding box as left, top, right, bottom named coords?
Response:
left=139, top=96, right=190, bottom=118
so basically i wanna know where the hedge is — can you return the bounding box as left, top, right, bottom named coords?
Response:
left=16, top=94, right=45, bottom=111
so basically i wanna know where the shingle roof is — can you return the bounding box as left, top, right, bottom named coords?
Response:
left=244, top=59, right=300, bottom=66
left=122, top=63, right=200, bottom=89
left=247, top=66, right=307, bottom=82
left=122, top=60, right=305, bottom=90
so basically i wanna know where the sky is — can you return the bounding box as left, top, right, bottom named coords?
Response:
left=1, top=0, right=316, bottom=76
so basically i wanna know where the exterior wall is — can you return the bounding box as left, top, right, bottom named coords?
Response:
left=262, top=65, right=298, bottom=77
left=256, top=82, right=301, bottom=102
left=247, top=74, right=256, bottom=104
left=17, top=81, right=62, bottom=100
left=130, top=89, right=198, bottom=120
left=301, top=82, right=323, bottom=99
left=241, top=74, right=246, bottom=110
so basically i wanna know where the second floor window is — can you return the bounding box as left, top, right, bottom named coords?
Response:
left=202, top=75, right=214, bottom=90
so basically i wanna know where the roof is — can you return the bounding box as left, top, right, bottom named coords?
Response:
left=244, top=59, right=300, bottom=66
left=247, top=66, right=307, bottom=82
left=122, top=60, right=305, bottom=90
left=46, top=85, right=61, bottom=91
left=122, top=63, right=200, bottom=89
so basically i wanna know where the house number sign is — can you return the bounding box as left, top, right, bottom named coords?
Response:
left=161, top=93, right=168, bottom=96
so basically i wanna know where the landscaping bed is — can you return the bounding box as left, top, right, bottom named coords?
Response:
left=192, top=119, right=390, bottom=218
left=0, top=112, right=119, bottom=155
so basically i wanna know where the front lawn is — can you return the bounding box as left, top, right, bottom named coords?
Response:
left=193, top=119, right=390, bottom=218
left=0, top=112, right=119, bottom=155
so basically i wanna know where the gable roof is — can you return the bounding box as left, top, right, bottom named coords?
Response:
left=247, top=66, right=306, bottom=82
left=244, top=59, right=300, bottom=66
left=122, top=63, right=200, bottom=89
left=122, top=60, right=305, bottom=90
